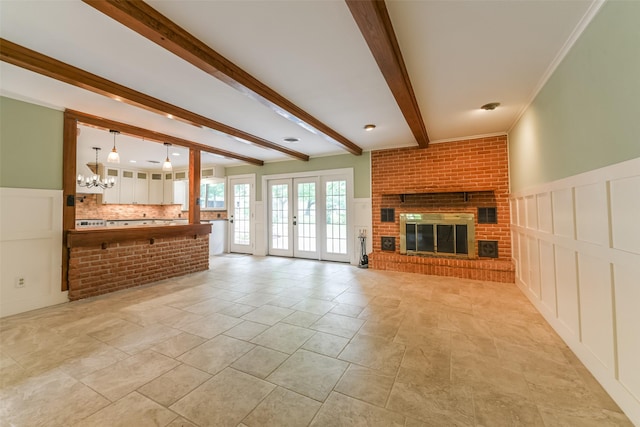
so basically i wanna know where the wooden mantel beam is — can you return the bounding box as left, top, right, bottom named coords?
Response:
left=0, top=37, right=308, bottom=161
left=346, top=0, right=429, bottom=148
left=82, top=0, right=363, bottom=156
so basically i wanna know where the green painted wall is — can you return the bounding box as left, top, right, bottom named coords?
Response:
left=509, top=0, right=640, bottom=192
left=0, top=97, right=63, bottom=190
left=226, top=151, right=371, bottom=201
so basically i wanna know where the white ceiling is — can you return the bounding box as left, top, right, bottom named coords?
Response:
left=0, top=0, right=600, bottom=166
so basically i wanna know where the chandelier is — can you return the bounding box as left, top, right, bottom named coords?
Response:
left=77, top=147, right=116, bottom=189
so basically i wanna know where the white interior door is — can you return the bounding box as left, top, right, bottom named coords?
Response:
left=229, top=176, right=253, bottom=254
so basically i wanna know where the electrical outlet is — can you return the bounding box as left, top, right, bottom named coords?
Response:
left=15, top=277, right=26, bottom=288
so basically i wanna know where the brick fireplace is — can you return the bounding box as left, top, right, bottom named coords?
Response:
left=370, top=136, right=514, bottom=283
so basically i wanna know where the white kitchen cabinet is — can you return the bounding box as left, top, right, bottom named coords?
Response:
left=149, top=173, right=163, bottom=204
left=119, top=170, right=135, bottom=204
left=163, top=172, right=174, bottom=204
left=134, top=172, right=149, bottom=204
left=173, top=170, right=188, bottom=210
left=101, top=167, right=120, bottom=204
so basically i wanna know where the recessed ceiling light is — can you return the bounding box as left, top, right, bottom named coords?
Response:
left=480, top=102, right=500, bottom=111
left=283, top=137, right=300, bottom=143
left=172, top=152, right=180, bottom=156
left=129, top=160, right=137, bottom=163
left=363, top=124, right=376, bottom=131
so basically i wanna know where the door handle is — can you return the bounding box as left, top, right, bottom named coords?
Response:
left=293, top=216, right=297, bottom=226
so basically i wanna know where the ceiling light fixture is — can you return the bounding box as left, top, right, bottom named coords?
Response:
left=364, top=124, right=376, bottom=131
left=77, top=147, right=115, bottom=189
left=283, top=137, right=300, bottom=143
left=480, top=102, right=500, bottom=111
left=162, top=143, right=173, bottom=172
left=107, top=129, right=120, bottom=163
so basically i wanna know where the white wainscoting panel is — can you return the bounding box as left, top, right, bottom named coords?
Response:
left=510, top=157, right=640, bottom=425
left=0, top=188, right=67, bottom=317
left=577, top=253, right=614, bottom=370
left=551, top=187, right=574, bottom=239
left=609, top=175, right=640, bottom=254
left=614, top=261, right=640, bottom=403
left=575, top=182, right=609, bottom=247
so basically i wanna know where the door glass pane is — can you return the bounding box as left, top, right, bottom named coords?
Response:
left=271, top=184, right=289, bottom=250
left=326, top=180, right=347, bottom=254
left=405, top=224, right=416, bottom=251
left=455, top=224, right=468, bottom=254
left=436, top=224, right=455, bottom=253
left=297, top=182, right=316, bottom=252
left=233, top=183, right=250, bottom=245
left=417, top=224, right=434, bottom=252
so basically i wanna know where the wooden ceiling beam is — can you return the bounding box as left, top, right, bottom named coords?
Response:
left=65, top=109, right=264, bottom=166
left=0, top=38, right=308, bottom=161
left=82, top=0, right=363, bottom=156
left=346, top=0, right=429, bottom=148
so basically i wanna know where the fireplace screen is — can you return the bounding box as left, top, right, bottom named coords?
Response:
left=400, top=213, right=475, bottom=258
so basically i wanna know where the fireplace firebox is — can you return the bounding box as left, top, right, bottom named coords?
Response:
left=400, top=213, right=475, bottom=259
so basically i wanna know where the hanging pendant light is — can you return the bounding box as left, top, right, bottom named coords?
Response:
left=107, top=130, right=120, bottom=163
left=162, top=142, right=173, bottom=171
left=77, top=147, right=116, bottom=189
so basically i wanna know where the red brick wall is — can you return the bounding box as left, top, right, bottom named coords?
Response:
left=76, top=194, right=183, bottom=220
left=68, top=235, right=209, bottom=300
left=370, top=136, right=514, bottom=282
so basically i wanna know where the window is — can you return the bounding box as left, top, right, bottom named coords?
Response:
left=478, top=207, right=497, bottom=224
left=200, top=178, right=225, bottom=210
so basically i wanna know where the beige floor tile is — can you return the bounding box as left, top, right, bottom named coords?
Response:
left=231, top=346, right=289, bottom=379
left=138, top=364, right=211, bottom=406
left=302, top=332, right=350, bottom=357
left=282, top=311, right=322, bottom=328
left=438, top=310, right=493, bottom=338
left=267, top=349, right=349, bottom=401
left=107, top=323, right=182, bottom=354
left=396, top=345, right=451, bottom=385
left=473, top=391, right=545, bottom=426
left=358, top=319, right=401, bottom=341
left=537, top=404, right=633, bottom=427
left=166, top=417, right=199, bottom=427
left=224, top=320, right=270, bottom=341
left=333, top=292, right=373, bottom=307
left=182, top=297, right=234, bottom=316
left=250, top=322, right=315, bottom=354
left=74, top=391, right=177, bottom=427
left=178, top=312, right=242, bottom=339
left=310, top=312, right=365, bottom=338
left=235, top=292, right=277, bottom=307
left=310, top=392, right=405, bottom=426
left=339, top=334, right=405, bottom=375
left=58, top=342, right=130, bottom=380
left=243, top=386, right=321, bottom=427
left=178, top=334, right=254, bottom=374
left=88, top=318, right=144, bottom=342
left=386, top=380, right=474, bottom=426
left=80, top=350, right=179, bottom=401
left=329, top=303, right=365, bottom=318
left=150, top=332, right=206, bottom=358
left=241, top=304, right=295, bottom=325
left=171, top=368, right=275, bottom=427
left=450, top=332, right=498, bottom=358
left=334, top=364, right=395, bottom=407
left=291, top=298, right=336, bottom=315
left=0, top=369, right=109, bottom=427
left=218, top=302, right=258, bottom=317
left=158, top=310, right=205, bottom=329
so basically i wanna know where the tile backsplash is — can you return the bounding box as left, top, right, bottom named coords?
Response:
left=76, top=194, right=183, bottom=219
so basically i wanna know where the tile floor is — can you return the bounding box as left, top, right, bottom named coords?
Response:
left=0, top=255, right=633, bottom=426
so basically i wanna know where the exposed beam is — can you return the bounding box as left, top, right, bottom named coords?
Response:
left=0, top=38, right=308, bottom=161
left=82, top=0, right=363, bottom=156
left=346, top=0, right=429, bottom=148
left=65, top=109, right=264, bottom=166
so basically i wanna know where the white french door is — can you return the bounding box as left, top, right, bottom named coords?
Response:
left=268, top=177, right=319, bottom=259
left=267, top=173, right=350, bottom=262
left=229, top=176, right=254, bottom=254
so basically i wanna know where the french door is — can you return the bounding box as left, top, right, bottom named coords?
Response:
left=229, top=176, right=254, bottom=254
left=267, top=175, right=349, bottom=262
left=268, top=177, right=319, bottom=259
